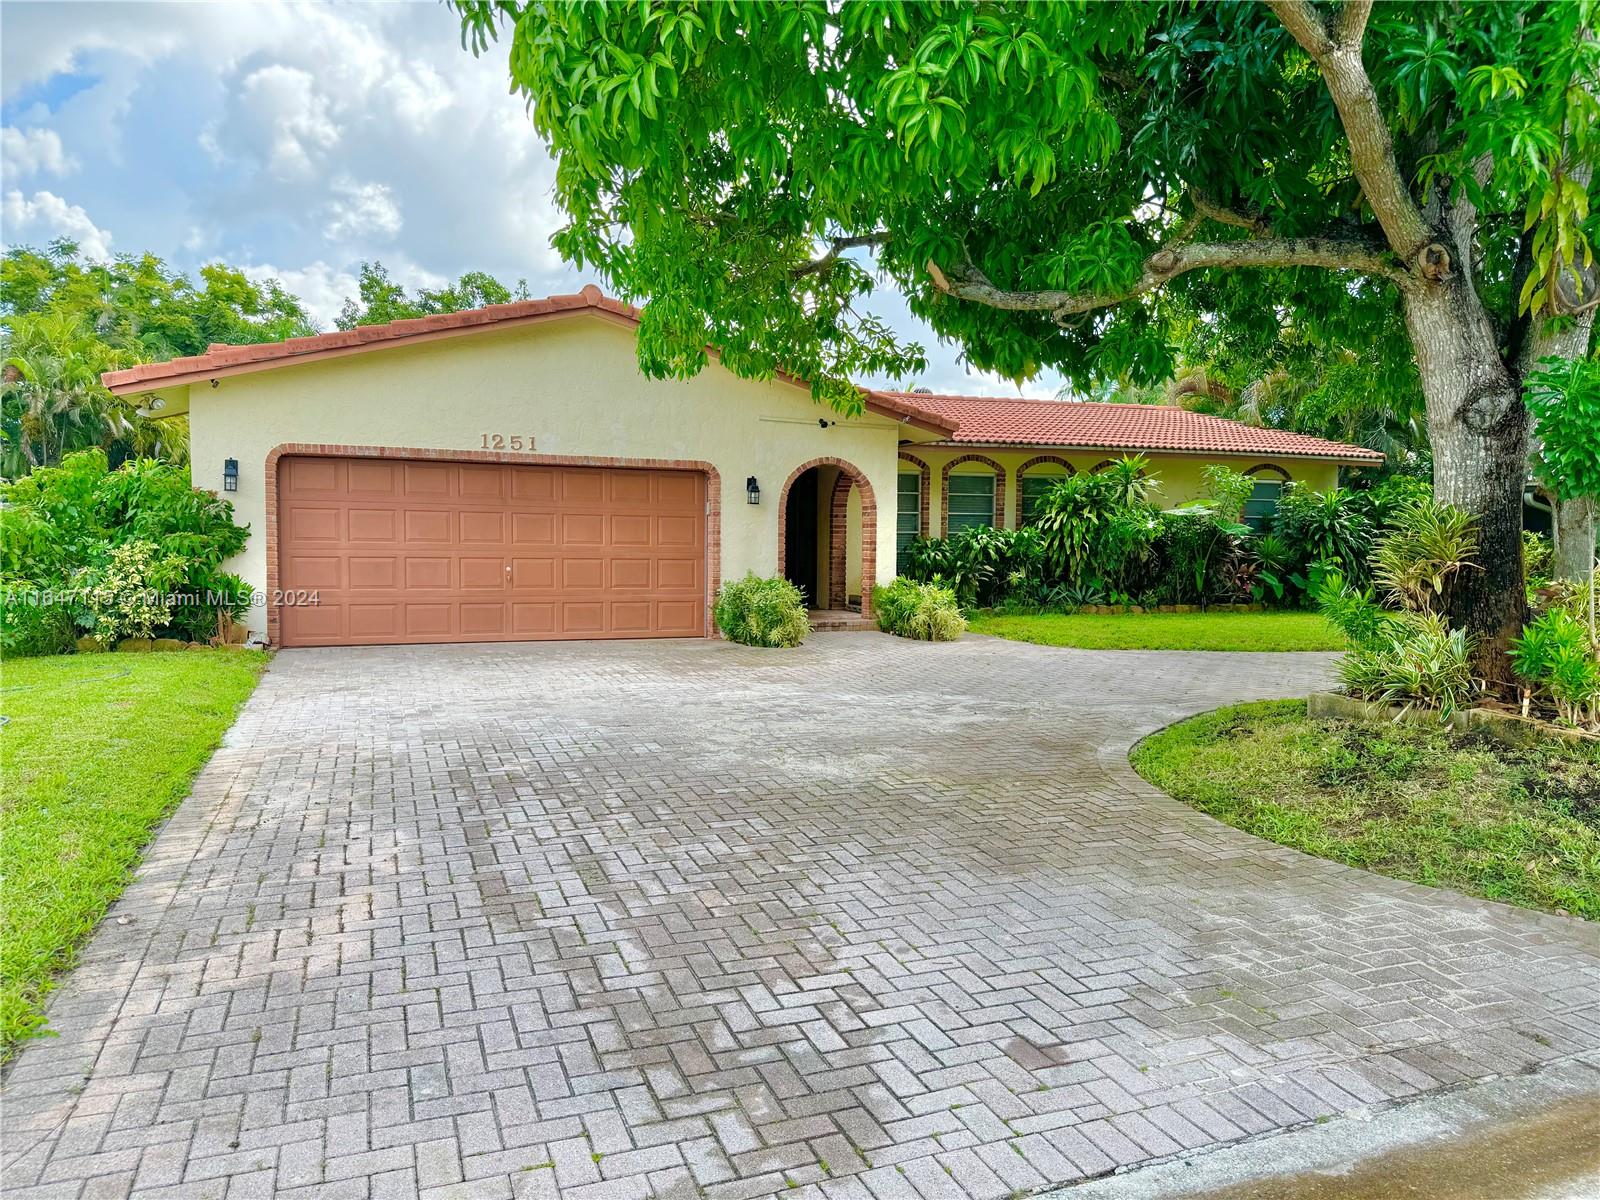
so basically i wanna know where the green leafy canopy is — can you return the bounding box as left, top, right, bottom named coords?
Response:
left=453, top=0, right=1599, bottom=407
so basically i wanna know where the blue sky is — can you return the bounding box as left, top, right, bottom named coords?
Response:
left=0, top=1, right=1063, bottom=398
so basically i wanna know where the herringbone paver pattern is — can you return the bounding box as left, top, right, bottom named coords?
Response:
left=5, top=635, right=1599, bottom=1199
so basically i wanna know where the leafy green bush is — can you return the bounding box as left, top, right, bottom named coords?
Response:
left=0, top=449, right=250, bottom=651
left=0, top=591, right=77, bottom=657
left=713, top=573, right=809, bottom=647
left=873, top=578, right=966, bottom=641
left=902, top=526, right=1044, bottom=608
left=1274, top=484, right=1374, bottom=585
left=1370, top=499, right=1479, bottom=614
left=1316, top=500, right=1483, bottom=718
left=1031, top=457, right=1160, bottom=598
left=1337, top=611, right=1479, bottom=718
left=1512, top=611, right=1600, bottom=728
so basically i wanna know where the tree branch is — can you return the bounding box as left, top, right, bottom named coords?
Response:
left=1267, top=0, right=1435, bottom=264
left=1190, top=192, right=1272, bottom=235
left=929, top=234, right=1409, bottom=323
left=792, top=233, right=889, bottom=278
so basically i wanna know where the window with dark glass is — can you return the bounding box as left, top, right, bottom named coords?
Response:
left=896, top=472, right=920, bottom=572
left=946, top=474, right=996, bottom=532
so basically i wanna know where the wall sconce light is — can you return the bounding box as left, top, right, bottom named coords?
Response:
left=223, top=458, right=239, bottom=493
left=746, top=476, right=760, bottom=505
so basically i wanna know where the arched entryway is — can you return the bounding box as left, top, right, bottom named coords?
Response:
left=777, top=457, right=878, bottom=617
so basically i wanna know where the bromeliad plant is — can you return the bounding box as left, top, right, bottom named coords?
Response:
left=1316, top=500, right=1485, bottom=718
left=1512, top=610, right=1600, bottom=729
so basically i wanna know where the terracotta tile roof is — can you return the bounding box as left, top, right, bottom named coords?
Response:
left=100, top=287, right=1375, bottom=461
left=872, top=391, right=1385, bottom=464
left=101, top=285, right=957, bottom=435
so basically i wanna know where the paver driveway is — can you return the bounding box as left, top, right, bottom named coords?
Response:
left=6, top=635, right=1599, bottom=1200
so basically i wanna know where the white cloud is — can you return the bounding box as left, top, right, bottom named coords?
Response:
left=2, top=189, right=112, bottom=259
left=1, top=126, right=75, bottom=178
left=205, top=63, right=339, bottom=181
left=323, top=178, right=401, bottom=242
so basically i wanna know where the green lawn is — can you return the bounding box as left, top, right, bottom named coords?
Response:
left=1132, top=700, right=1600, bottom=919
left=1, top=649, right=266, bottom=1060
left=967, top=609, right=1345, bottom=652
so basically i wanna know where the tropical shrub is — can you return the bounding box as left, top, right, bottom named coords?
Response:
left=1315, top=501, right=1484, bottom=718
left=1153, top=466, right=1254, bottom=607
left=1336, top=611, right=1479, bottom=718
left=873, top=577, right=966, bottom=641
left=1274, top=484, right=1374, bottom=585
left=0, top=448, right=252, bottom=650
left=81, top=541, right=187, bottom=643
left=1369, top=499, right=1479, bottom=615
left=1512, top=611, right=1600, bottom=729
left=1031, top=457, right=1160, bottom=598
left=902, top=525, right=1045, bottom=608
left=713, top=573, right=809, bottom=647
left=0, top=590, right=77, bottom=657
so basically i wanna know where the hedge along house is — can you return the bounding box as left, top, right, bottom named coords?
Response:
left=103, top=287, right=1382, bottom=648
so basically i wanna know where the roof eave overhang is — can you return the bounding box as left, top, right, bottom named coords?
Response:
left=918, top=439, right=1384, bottom=466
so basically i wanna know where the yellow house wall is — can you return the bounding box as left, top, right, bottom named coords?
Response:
left=900, top=445, right=1341, bottom=536
left=186, top=314, right=907, bottom=636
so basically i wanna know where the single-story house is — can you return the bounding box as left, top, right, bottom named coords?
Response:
left=103, top=286, right=1382, bottom=648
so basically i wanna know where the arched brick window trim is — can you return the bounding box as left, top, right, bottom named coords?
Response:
left=776, top=457, right=878, bottom=616
left=1013, top=454, right=1076, bottom=527
left=940, top=453, right=1007, bottom=534
left=1244, top=463, right=1292, bottom=481
left=1089, top=458, right=1117, bottom=474
left=897, top=451, right=931, bottom=541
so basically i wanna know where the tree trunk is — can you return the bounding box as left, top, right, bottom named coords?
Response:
left=1518, top=277, right=1597, bottom=584
left=1554, top=495, right=1597, bottom=583
left=1401, top=273, right=1527, bottom=687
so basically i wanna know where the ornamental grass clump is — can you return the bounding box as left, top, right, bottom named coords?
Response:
left=713, top=573, right=809, bottom=648
left=873, top=577, right=966, bottom=641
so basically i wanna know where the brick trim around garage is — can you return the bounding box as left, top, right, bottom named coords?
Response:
left=940, top=452, right=1007, bottom=534
left=262, top=443, right=722, bottom=647
left=775, top=456, right=878, bottom=618
left=1013, top=454, right=1076, bottom=527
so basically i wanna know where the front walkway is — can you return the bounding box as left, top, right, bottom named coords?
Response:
left=5, top=635, right=1598, bottom=1199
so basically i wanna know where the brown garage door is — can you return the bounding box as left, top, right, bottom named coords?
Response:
left=276, top=456, right=706, bottom=647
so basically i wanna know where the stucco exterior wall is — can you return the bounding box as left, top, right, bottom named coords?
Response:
left=187, top=314, right=905, bottom=636
left=898, top=445, right=1342, bottom=537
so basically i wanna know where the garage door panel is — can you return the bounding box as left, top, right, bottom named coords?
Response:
left=278, top=456, right=705, bottom=646
left=562, top=471, right=605, bottom=502
left=459, top=510, right=504, bottom=543
left=458, top=465, right=504, bottom=498
left=511, top=469, right=556, bottom=502
left=347, top=508, right=396, bottom=541
left=459, top=557, right=505, bottom=589
left=561, top=513, right=605, bottom=545
left=511, top=512, right=555, bottom=546
left=347, top=460, right=398, bottom=493
left=510, top=557, right=555, bottom=589
left=349, top=556, right=397, bottom=588
left=285, top=554, right=343, bottom=589
left=655, top=601, right=702, bottom=634
left=657, top=515, right=698, bottom=546
left=611, top=514, right=652, bottom=546
left=609, top=472, right=652, bottom=503
left=561, top=601, right=605, bottom=633
left=657, top=558, right=699, bottom=590
left=609, top=558, right=651, bottom=589
left=349, top=603, right=401, bottom=637
left=287, top=506, right=341, bottom=541
left=404, top=463, right=451, bottom=496
left=459, top=603, right=506, bottom=635
left=284, top=458, right=340, bottom=493
left=511, top=602, right=556, bottom=634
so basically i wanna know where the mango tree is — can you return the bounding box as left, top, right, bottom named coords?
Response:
left=454, top=0, right=1598, bottom=680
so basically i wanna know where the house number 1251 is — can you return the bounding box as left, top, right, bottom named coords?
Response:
left=480, top=434, right=537, bottom=451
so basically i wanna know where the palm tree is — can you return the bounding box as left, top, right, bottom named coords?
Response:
left=1, top=311, right=139, bottom=477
